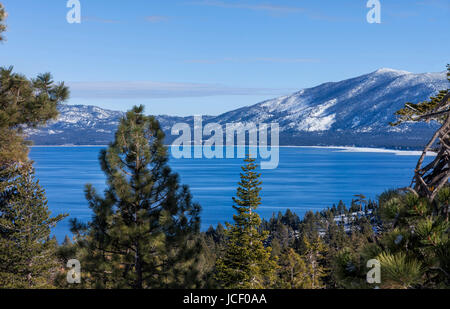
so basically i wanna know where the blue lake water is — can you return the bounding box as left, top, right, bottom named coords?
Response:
left=29, top=146, right=425, bottom=242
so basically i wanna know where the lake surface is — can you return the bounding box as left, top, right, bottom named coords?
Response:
left=29, top=146, right=425, bottom=242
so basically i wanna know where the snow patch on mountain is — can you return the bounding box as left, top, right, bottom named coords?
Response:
left=27, top=68, right=448, bottom=147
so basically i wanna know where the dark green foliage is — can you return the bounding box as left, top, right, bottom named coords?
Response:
left=0, top=3, right=5, bottom=42
left=301, top=236, right=328, bottom=289
left=215, top=157, right=278, bottom=289
left=210, top=199, right=380, bottom=289
left=0, top=67, right=69, bottom=164
left=330, top=66, right=450, bottom=289
left=334, top=188, right=450, bottom=289
left=277, top=248, right=311, bottom=289
left=195, top=232, right=221, bottom=288
left=352, top=194, right=367, bottom=212
left=0, top=16, right=68, bottom=288
left=0, top=163, right=66, bottom=288
left=70, top=106, right=202, bottom=289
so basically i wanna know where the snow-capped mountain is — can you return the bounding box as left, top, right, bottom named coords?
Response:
left=27, top=105, right=124, bottom=145
left=28, top=68, right=448, bottom=148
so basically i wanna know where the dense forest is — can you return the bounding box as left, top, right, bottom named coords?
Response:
left=0, top=2, right=449, bottom=289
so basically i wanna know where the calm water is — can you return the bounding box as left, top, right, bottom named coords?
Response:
left=29, top=147, right=424, bottom=242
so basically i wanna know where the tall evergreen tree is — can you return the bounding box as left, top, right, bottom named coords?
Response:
left=0, top=9, right=69, bottom=288
left=0, top=163, right=65, bottom=288
left=71, top=106, right=202, bottom=289
left=353, top=194, right=367, bottom=212
left=216, top=156, right=278, bottom=289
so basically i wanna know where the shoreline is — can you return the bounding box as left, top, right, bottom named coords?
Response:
left=29, top=145, right=436, bottom=156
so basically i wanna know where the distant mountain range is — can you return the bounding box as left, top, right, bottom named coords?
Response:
left=27, top=68, right=448, bottom=149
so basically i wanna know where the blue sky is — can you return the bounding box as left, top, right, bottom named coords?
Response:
left=0, top=0, right=448, bottom=116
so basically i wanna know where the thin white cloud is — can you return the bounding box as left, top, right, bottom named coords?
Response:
left=254, top=57, right=320, bottom=63
left=385, top=11, right=419, bottom=19
left=145, top=15, right=170, bottom=23
left=185, top=57, right=320, bottom=64
left=191, top=0, right=305, bottom=14
left=67, top=81, right=295, bottom=99
left=190, top=1, right=345, bottom=21
left=82, top=16, right=120, bottom=24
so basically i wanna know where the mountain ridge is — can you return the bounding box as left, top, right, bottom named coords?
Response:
left=27, top=68, right=448, bottom=149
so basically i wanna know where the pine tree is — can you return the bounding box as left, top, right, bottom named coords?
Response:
left=353, top=194, right=367, bottom=212
left=334, top=188, right=450, bottom=289
left=0, top=14, right=69, bottom=288
left=215, top=156, right=278, bottom=289
left=337, top=200, right=346, bottom=215
left=0, top=67, right=69, bottom=165
left=391, top=65, right=449, bottom=201
left=277, top=248, right=312, bottom=289
left=302, top=236, right=328, bottom=289
left=377, top=191, right=449, bottom=288
left=0, top=3, right=6, bottom=42
left=71, top=105, right=202, bottom=289
left=0, top=163, right=66, bottom=288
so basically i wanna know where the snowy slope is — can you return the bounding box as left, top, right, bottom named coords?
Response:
left=27, top=69, right=448, bottom=148
left=211, top=68, right=446, bottom=134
